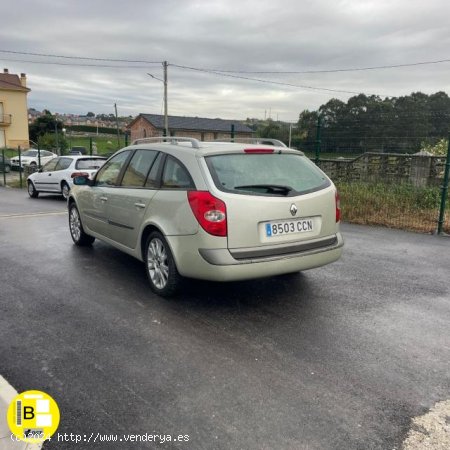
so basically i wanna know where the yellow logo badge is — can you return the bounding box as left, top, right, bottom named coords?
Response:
left=7, top=390, right=60, bottom=443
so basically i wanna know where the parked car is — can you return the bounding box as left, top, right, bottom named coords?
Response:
left=0, top=155, right=11, bottom=173
left=69, top=146, right=87, bottom=155
left=10, top=149, right=57, bottom=169
left=68, top=137, right=343, bottom=297
left=27, top=155, right=106, bottom=199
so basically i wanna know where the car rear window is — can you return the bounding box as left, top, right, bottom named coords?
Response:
left=206, top=153, right=330, bottom=196
left=76, top=158, right=106, bottom=170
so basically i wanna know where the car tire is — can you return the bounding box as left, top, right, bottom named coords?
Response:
left=27, top=181, right=39, bottom=198
left=4, top=165, right=11, bottom=173
left=145, top=231, right=182, bottom=297
left=69, top=203, right=95, bottom=246
left=61, top=181, right=70, bottom=200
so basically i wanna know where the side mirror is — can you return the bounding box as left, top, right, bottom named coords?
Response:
left=73, top=175, right=90, bottom=186
left=38, top=168, right=43, bottom=173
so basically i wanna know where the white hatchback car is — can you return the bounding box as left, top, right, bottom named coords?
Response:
left=27, top=155, right=106, bottom=199
left=68, top=137, right=343, bottom=297
left=10, top=149, right=57, bottom=169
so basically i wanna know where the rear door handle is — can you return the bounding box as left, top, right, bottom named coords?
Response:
left=100, top=196, right=108, bottom=202
left=134, top=202, right=146, bottom=209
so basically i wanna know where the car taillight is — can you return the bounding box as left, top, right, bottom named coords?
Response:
left=71, top=172, right=89, bottom=178
left=244, top=148, right=274, bottom=153
left=187, top=191, right=227, bottom=237
left=335, top=190, right=341, bottom=223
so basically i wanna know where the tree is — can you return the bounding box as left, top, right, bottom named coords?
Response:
left=256, top=119, right=290, bottom=143
left=86, top=112, right=95, bottom=117
left=296, top=110, right=318, bottom=152
left=29, top=111, right=64, bottom=143
left=302, top=92, right=450, bottom=154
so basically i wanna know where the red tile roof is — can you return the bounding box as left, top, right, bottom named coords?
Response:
left=0, top=73, right=30, bottom=92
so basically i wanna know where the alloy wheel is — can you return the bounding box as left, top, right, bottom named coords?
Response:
left=147, top=238, right=169, bottom=289
left=69, top=207, right=81, bottom=242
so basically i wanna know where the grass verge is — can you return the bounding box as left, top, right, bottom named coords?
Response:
left=337, top=181, right=449, bottom=233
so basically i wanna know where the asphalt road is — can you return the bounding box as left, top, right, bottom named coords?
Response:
left=0, top=188, right=449, bottom=450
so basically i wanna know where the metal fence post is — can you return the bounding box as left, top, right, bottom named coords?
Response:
left=2, top=148, right=6, bottom=186
left=315, top=115, right=322, bottom=165
left=18, top=146, right=23, bottom=189
left=89, top=137, right=93, bottom=156
left=437, top=136, right=450, bottom=234
left=38, top=142, right=41, bottom=168
left=231, top=124, right=235, bottom=142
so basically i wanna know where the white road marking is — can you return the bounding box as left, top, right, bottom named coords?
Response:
left=0, top=211, right=67, bottom=219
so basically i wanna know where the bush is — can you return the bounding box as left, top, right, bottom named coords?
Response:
left=37, top=133, right=68, bottom=153
left=421, top=139, right=448, bottom=156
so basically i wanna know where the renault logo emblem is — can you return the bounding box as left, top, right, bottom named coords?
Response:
left=290, top=204, right=298, bottom=216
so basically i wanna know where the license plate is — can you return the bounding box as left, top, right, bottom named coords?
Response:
left=265, top=218, right=313, bottom=237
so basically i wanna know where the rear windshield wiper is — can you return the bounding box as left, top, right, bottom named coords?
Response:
left=234, top=184, right=295, bottom=195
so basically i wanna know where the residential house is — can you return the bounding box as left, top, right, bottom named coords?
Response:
left=128, top=113, right=253, bottom=142
left=0, top=68, right=30, bottom=148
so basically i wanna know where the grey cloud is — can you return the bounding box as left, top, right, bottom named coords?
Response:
left=1, top=0, right=450, bottom=119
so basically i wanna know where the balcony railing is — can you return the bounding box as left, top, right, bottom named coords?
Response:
left=0, top=114, right=12, bottom=125
left=0, top=114, right=12, bottom=126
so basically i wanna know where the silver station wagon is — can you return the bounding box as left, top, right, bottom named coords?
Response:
left=68, top=137, right=343, bottom=296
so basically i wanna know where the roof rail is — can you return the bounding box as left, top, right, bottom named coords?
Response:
left=131, top=137, right=201, bottom=149
left=213, top=138, right=287, bottom=147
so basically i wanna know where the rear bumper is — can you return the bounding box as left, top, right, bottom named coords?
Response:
left=167, top=232, right=343, bottom=282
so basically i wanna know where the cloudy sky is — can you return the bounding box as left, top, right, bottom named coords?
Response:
left=1, top=0, right=450, bottom=122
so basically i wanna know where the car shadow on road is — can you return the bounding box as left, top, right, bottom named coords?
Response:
left=29, top=194, right=66, bottom=202
left=72, top=241, right=315, bottom=317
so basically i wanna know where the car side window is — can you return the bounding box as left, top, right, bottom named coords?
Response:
left=145, top=153, right=163, bottom=188
left=42, top=151, right=52, bottom=157
left=161, top=156, right=194, bottom=189
left=55, top=157, right=72, bottom=171
left=96, top=151, right=131, bottom=187
left=121, top=150, right=158, bottom=188
left=42, top=158, right=59, bottom=172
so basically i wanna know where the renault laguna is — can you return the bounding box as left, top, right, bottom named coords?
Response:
left=68, top=138, right=343, bottom=297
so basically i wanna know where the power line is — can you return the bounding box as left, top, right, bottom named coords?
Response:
left=2, top=49, right=450, bottom=73
left=170, top=63, right=373, bottom=95
left=173, top=58, right=450, bottom=74
left=0, top=49, right=162, bottom=64
left=0, top=57, right=160, bottom=69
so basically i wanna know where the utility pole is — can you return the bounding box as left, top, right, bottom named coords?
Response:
left=163, top=61, right=168, bottom=137
left=148, top=62, right=169, bottom=137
